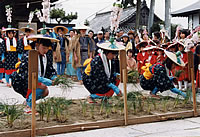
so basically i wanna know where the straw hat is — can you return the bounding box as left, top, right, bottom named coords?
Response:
left=38, top=27, right=52, bottom=33
left=143, top=46, right=157, bottom=51
left=20, top=27, right=35, bottom=34
left=136, top=40, right=156, bottom=49
left=27, top=34, right=59, bottom=43
left=167, top=41, right=184, bottom=49
left=2, top=28, right=18, bottom=32
left=73, top=25, right=90, bottom=30
left=53, top=26, right=68, bottom=35
left=97, top=41, right=125, bottom=51
left=164, top=50, right=185, bottom=67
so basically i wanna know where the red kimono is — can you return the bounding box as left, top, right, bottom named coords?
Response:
left=137, top=51, right=148, bottom=75
left=175, top=52, right=188, bottom=81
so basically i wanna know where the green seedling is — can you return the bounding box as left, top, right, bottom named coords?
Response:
left=80, top=100, right=87, bottom=117
left=132, top=100, right=137, bottom=114
left=37, top=100, right=46, bottom=121
left=174, top=95, right=180, bottom=108
left=127, top=70, right=139, bottom=84
left=162, top=97, right=168, bottom=112
left=89, top=104, right=95, bottom=119
left=137, top=96, right=144, bottom=112
left=45, top=100, right=51, bottom=122
left=151, top=98, right=157, bottom=110
left=183, top=89, right=192, bottom=106
left=105, top=102, right=112, bottom=118
left=146, top=98, right=151, bottom=114
left=4, top=104, right=22, bottom=128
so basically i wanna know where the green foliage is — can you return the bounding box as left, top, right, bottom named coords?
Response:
left=3, top=104, right=23, bottom=128
left=174, top=95, right=180, bottom=108
left=89, top=104, right=95, bottom=119
left=54, top=75, right=73, bottom=90
left=37, top=100, right=46, bottom=121
left=80, top=100, right=87, bottom=117
left=127, top=70, right=139, bottom=84
left=50, top=8, right=78, bottom=24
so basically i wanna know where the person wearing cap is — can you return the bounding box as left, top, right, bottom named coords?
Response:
left=11, top=35, right=58, bottom=110
left=82, top=41, right=124, bottom=103
left=72, top=25, right=94, bottom=84
left=18, top=27, right=35, bottom=58
left=116, top=30, right=124, bottom=42
left=1, top=28, right=19, bottom=87
left=140, top=50, right=186, bottom=99
left=121, top=33, right=132, bottom=51
left=94, top=31, right=105, bottom=55
left=53, top=26, right=71, bottom=76
left=175, top=42, right=188, bottom=91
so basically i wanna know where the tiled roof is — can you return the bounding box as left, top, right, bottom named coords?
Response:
left=89, top=6, right=136, bottom=33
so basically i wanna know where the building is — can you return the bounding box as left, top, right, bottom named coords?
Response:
left=171, top=0, right=200, bottom=30
left=0, top=0, right=58, bottom=28
left=89, top=0, right=162, bottom=33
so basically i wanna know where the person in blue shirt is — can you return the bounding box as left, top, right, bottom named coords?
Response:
left=11, top=35, right=58, bottom=111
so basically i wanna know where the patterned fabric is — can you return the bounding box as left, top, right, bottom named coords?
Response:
left=140, top=64, right=175, bottom=92
left=0, top=39, right=4, bottom=72
left=11, top=51, right=57, bottom=98
left=82, top=55, right=117, bottom=94
left=2, top=38, right=19, bottom=75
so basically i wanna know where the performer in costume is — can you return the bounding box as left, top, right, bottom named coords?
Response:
left=11, top=35, right=58, bottom=110
left=1, top=28, right=19, bottom=87
left=18, top=26, right=35, bottom=58
left=175, top=42, right=188, bottom=91
left=53, top=26, right=71, bottom=76
left=82, top=41, right=124, bottom=103
left=0, top=30, right=4, bottom=83
left=140, top=50, right=186, bottom=98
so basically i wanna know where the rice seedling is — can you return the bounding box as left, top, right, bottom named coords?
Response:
left=127, top=70, right=139, bottom=84
left=37, top=100, right=46, bottom=121
left=45, top=100, right=51, bottom=122
left=162, top=97, right=169, bottom=112
left=151, top=98, right=157, bottom=110
left=183, top=89, right=192, bottom=106
left=54, top=75, right=73, bottom=92
left=137, top=96, right=144, bottom=112
left=174, top=95, right=180, bottom=108
left=132, top=100, right=137, bottom=114
left=3, top=103, right=23, bottom=128
left=89, top=104, right=95, bottom=119
left=146, top=98, right=151, bottom=114
left=80, top=100, right=87, bottom=117
left=105, top=102, right=112, bottom=118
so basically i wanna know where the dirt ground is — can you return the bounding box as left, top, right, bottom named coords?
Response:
left=0, top=92, right=198, bottom=133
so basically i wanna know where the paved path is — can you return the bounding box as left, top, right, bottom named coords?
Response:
left=47, top=117, right=200, bottom=137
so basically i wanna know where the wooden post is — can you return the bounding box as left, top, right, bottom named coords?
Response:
left=123, top=69, right=128, bottom=125
left=119, top=50, right=127, bottom=83
left=187, top=51, right=197, bottom=116
left=28, top=50, right=38, bottom=137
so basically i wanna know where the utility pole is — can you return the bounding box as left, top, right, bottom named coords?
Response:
left=147, top=0, right=155, bottom=35
left=135, top=0, right=141, bottom=30
left=165, top=0, right=171, bottom=39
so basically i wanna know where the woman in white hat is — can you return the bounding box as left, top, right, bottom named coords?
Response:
left=82, top=41, right=124, bottom=103
left=140, top=50, right=186, bottom=98
left=1, top=28, right=19, bottom=87
left=18, top=27, right=35, bottom=57
left=11, top=35, right=58, bottom=111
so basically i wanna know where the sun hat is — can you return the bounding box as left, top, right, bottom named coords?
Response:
left=143, top=46, right=157, bottom=51
left=136, top=40, right=156, bottom=49
left=38, top=27, right=52, bottom=33
left=2, top=28, right=18, bottom=32
left=164, top=50, right=185, bottom=67
left=97, top=40, right=125, bottom=51
left=27, top=34, right=59, bottom=43
left=20, top=27, right=35, bottom=34
left=53, top=26, right=68, bottom=35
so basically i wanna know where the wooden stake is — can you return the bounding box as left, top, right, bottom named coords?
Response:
left=191, top=69, right=198, bottom=116
left=187, top=51, right=197, bottom=116
left=28, top=50, right=38, bottom=137
left=31, top=72, right=37, bottom=137
left=119, top=50, right=127, bottom=83
left=123, top=69, right=128, bottom=125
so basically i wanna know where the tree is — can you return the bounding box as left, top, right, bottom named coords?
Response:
left=50, top=8, right=78, bottom=24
